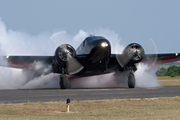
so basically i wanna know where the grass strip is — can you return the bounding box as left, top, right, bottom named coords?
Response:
left=158, top=76, right=180, bottom=86
left=0, top=97, right=180, bottom=120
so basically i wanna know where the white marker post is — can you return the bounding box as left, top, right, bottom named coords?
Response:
left=66, top=98, right=70, bottom=113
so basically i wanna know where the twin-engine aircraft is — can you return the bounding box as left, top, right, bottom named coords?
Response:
left=1, top=36, right=180, bottom=89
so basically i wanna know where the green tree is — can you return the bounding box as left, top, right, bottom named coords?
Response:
left=178, top=66, right=180, bottom=75
left=166, top=65, right=179, bottom=77
left=157, top=67, right=167, bottom=76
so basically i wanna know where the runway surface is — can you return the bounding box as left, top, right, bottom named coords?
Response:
left=0, top=86, right=180, bottom=103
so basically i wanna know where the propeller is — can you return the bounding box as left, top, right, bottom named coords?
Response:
left=142, top=38, right=158, bottom=66
left=50, top=32, right=84, bottom=75
left=50, top=31, right=68, bottom=45
left=116, top=43, right=145, bottom=68
left=116, top=39, right=158, bottom=68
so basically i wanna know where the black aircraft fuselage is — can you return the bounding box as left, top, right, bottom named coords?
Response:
left=74, top=36, right=112, bottom=76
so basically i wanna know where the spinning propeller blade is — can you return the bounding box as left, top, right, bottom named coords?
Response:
left=115, top=39, right=157, bottom=68
left=51, top=32, right=84, bottom=75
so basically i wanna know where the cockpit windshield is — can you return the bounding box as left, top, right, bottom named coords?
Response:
left=84, top=36, right=106, bottom=45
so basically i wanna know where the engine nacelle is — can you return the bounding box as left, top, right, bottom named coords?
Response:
left=122, top=43, right=145, bottom=64
left=53, top=44, right=76, bottom=72
left=117, top=43, right=145, bottom=68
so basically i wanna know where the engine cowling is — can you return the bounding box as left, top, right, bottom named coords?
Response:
left=116, top=43, right=145, bottom=68
left=123, top=43, right=145, bottom=64
left=55, top=44, right=76, bottom=64
left=53, top=44, right=76, bottom=71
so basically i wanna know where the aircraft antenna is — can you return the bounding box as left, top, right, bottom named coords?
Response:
left=89, top=30, right=95, bottom=37
left=93, top=30, right=95, bottom=36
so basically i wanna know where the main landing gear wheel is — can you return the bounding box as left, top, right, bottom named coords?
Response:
left=128, top=74, right=135, bottom=88
left=60, top=75, right=68, bottom=89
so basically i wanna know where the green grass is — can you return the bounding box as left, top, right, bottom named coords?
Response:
left=158, top=76, right=180, bottom=86
left=157, top=76, right=180, bottom=80
left=0, top=97, right=180, bottom=120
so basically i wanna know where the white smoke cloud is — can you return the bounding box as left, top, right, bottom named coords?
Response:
left=135, top=63, right=159, bottom=87
left=0, top=18, right=160, bottom=89
left=0, top=18, right=59, bottom=89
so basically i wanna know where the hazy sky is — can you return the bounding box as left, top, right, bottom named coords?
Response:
left=0, top=0, right=180, bottom=53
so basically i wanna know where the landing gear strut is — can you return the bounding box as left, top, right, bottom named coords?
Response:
left=60, top=75, right=68, bottom=89
left=59, top=67, right=71, bottom=89
left=128, top=73, right=135, bottom=88
left=59, top=74, right=71, bottom=89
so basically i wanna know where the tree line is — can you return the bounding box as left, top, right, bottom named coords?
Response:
left=157, top=65, right=180, bottom=77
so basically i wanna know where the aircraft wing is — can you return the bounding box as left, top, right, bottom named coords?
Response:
left=1, top=53, right=180, bottom=72
left=109, top=53, right=180, bottom=68
left=142, top=53, right=180, bottom=64
left=0, top=54, right=87, bottom=69
left=0, top=56, right=54, bottom=69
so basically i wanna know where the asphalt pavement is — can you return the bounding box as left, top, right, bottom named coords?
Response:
left=0, top=86, right=180, bottom=103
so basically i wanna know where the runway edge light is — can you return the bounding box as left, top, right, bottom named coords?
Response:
left=66, top=98, right=70, bottom=113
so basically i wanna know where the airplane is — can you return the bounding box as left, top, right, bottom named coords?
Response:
left=1, top=35, right=180, bottom=89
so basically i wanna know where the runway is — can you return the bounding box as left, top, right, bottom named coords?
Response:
left=0, top=86, right=180, bottom=103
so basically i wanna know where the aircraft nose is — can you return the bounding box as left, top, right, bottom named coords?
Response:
left=97, top=39, right=110, bottom=48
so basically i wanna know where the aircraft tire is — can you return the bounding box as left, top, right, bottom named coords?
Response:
left=60, top=75, right=68, bottom=89
left=128, top=74, right=135, bottom=88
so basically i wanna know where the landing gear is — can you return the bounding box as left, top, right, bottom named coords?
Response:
left=59, top=75, right=71, bottom=89
left=126, top=65, right=136, bottom=88
left=59, top=75, right=68, bottom=89
left=128, top=73, right=135, bottom=88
